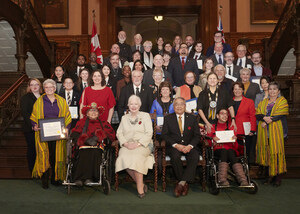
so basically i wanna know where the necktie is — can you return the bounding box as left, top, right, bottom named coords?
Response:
left=178, top=116, right=183, bottom=135
left=67, top=92, right=71, bottom=106
left=228, top=66, right=232, bottom=76
left=239, top=59, right=242, bottom=67
left=181, top=57, right=185, bottom=70
left=83, top=82, right=87, bottom=89
left=136, top=87, right=140, bottom=96
left=194, top=55, right=198, bottom=60
left=137, top=45, right=140, bottom=51
left=218, top=55, right=222, bottom=64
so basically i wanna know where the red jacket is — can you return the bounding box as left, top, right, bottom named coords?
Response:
left=234, top=96, right=256, bottom=135
left=207, top=122, right=238, bottom=153
left=251, top=66, right=272, bottom=79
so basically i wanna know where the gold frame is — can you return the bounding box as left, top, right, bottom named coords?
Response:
left=250, top=0, right=286, bottom=24
left=32, top=0, right=69, bottom=29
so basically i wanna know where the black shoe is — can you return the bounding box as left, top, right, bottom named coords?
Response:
left=51, top=179, right=61, bottom=186
left=41, top=172, right=49, bottom=189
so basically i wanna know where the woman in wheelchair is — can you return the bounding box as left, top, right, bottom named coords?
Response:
left=70, top=102, right=116, bottom=186
left=207, top=109, right=248, bottom=186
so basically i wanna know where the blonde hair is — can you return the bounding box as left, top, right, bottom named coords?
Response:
left=27, top=78, right=42, bottom=93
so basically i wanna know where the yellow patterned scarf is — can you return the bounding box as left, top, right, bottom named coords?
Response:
left=256, top=96, right=289, bottom=176
left=30, top=94, right=71, bottom=180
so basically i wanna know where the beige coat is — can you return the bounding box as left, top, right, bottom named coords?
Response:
left=115, top=112, right=155, bottom=175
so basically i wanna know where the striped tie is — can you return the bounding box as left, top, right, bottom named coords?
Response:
left=67, top=92, right=71, bottom=106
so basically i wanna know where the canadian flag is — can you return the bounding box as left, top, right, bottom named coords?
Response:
left=91, top=21, right=103, bottom=64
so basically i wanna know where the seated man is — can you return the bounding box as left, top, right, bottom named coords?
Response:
left=162, top=97, right=200, bottom=197
left=207, top=109, right=248, bottom=186
left=70, top=102, right=116, bottom=186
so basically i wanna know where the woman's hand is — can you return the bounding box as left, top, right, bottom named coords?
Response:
left=33, top=124, right=40, bottom=132
left=156, top=125, right=162, bottom=133
left=230, top=119, right=237, bottom=132
left=263, top=116, right=273, bottom=124
left=123, top=142, right=141, bottom=150
left=205, top=122, right=213, bottom=133
left=261, top=122, right=267, bottom=128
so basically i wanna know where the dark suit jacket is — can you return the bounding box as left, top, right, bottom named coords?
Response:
left=131, top=45, right=144, bottom=53
left=188, top=52, right=206, bottom=62
left=59, top=89, right=81, bottom=129
left=143, top=68, right=173, bottom=86
left=251, top=66, right=272, bottom=79
left=20, top=93, right=38, bottom=133
left=117, top=42, right=132, bottom=61
left=118, top=83, right=154, bottom=119
left=219, top=78, right=234, bottom=96
left=206, top=43, right=232, bottom=57
left=244, top=82, right=260, bottom=102
left=85, top=63, right=102, bottom=74
left=234, top=58, right=254, bottom=69
left=224, top=64, right=242, bottom=80
left=162, top=113, right=200, bottom=147
left=168, top=57, right=199, bottom=87
left=211, top=54, right=225, bottom=66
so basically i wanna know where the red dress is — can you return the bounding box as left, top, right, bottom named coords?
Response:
left=80, top=86, right=116, bottom=121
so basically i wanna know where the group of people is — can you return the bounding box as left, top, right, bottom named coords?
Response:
left=20, top=30, right=289, bottom=198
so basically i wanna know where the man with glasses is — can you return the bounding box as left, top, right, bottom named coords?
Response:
left=206, top=31, right=232, bottom=57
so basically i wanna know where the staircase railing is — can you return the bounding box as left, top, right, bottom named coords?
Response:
left=264, top=0, right=298, bottom=71
left=10, top=0, right=51, bottom=58
left=0, top=74, right=28, bottom=136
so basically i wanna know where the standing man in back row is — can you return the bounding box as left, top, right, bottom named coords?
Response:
left=117, top=31, right=132, bottom=61
left=168, top=43, right=199, bottom=88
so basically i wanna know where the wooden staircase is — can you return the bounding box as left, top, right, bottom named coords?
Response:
left=0, top=117, right=31, bottom=178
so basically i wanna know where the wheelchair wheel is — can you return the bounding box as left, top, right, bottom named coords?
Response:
left=103, top=179, right=111, bottom=195
left=245, top=180, right=258, bottom=194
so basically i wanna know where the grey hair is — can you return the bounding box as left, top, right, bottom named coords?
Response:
left=43, top=79, right=56, bottom=90
left=132, top=69, right=144, bottom=77
left=128, top=95, right=142, bottom=108
left=174, top=97, right=186, bottom=105
left=239, top=68, right=251, bottom=75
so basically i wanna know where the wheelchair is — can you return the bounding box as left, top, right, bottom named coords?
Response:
left=206, top=135, right=258, bottom=195
left=62, top=137, right=114, bottom=195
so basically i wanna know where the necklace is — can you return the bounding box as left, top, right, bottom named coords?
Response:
left=208, top=87, right=218, bottom=108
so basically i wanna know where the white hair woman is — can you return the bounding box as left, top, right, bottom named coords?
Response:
left=143, top=40, right=154, bottom=69
left=30, top=79, right=72, bottom=189
left=115, top=95, right=155, bottom=198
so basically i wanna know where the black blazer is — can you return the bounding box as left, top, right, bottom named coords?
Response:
left=20, top=93, right=38, bottom=133
left=244, top=82, right=260, bottom=102
left=143, top=68, right=173, bottom=86
left=85, top=63, right=102, bottom=74
left=168, top=57, right=199, bottom=87
left=131, top=45, right=144, bottom=53
left=162, top=113, right=200, bottom=147
left=118, top=83, right=154, bottom=119
left=234, top=58, right=254, bottom=69
left=188, top=51, right=206, bottom=61
left=211, top=54, right=225, bottom=66
left=59, top=89, right=81, bottom=129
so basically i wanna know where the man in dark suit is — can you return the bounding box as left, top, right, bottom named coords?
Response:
left=214, top=64, right=234, bottom=96
left=118, top=70, right=154, bottom=119
left=59, top=77, right=81, bottom=129
left=131, top=33, right=144, bottom=53
left=103, top=44, right=126, bottom=68
left=250, top=50, right=272, bottom=79
left=162, top=97, right=201, bottom=197
left=168, top=43, right=199, bottom=88
left=224, top=52, right=242, bottom=81
left=143, top=54, right=172, bottom=86
left=206, top=31, right=232, bottom=57
left=85, top=52, right=102, bottom=73
left=234, top=44, right=253, bottom=69
left=117, top=30, right=132, bottom=61
left=108, top=53, right=124, bottom=82
left=211, top=43, right=225, bottom=66
left=69, top=54, right=87, bottom=82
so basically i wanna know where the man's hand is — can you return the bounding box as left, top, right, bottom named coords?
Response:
left=174, top=144, right=185, bottom=152
left=182, top=145, right=193, bottom=154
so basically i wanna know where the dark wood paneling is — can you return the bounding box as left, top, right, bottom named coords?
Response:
left=230, top=0, right=237, bottom=32
left=81, top=0, right=88, bottom=34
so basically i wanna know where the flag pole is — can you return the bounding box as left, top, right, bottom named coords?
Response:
left=92, top=10, right=96, bottom=21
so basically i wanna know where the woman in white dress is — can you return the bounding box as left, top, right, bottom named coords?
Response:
left=115, top=95, right=155, bottom=198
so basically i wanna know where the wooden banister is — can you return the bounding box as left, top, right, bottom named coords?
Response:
left=0, top=74, right=28, bottom=106
left=61, top=50, right=75, bottom=67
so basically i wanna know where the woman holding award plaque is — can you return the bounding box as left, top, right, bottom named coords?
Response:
left=30, top=79, right=72, bottom=189
left=197, top=72, right=236, bottom=133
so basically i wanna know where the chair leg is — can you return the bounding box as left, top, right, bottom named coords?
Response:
left=115, top=172, right=119, bottom=191
left=154, top=149, right=158, bottom=192
left=202, top=165, right=206, bottom=192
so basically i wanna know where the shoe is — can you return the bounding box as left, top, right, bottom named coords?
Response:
left=273, top=175, right=282, bottom=187
left=75, top=180, right=83, bottom=186
left=84, top=179, right=93, bottom=186
left=181, top=183, right=189, bottom=196
left=174, top=183, right=183, bottom=197
left=143, top=184, right=148, bottom=194
left=263, top=176, right=275, bottom=185
left=138, top=193, right=146, bottom=199
left=41, top=171, right=49, bottom=189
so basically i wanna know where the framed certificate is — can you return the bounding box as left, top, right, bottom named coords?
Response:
left=215, top=130, right=235, bottom=143
left=38, top=117, right=67, bottom=142
left=186, top=98, right=198, bottom=114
